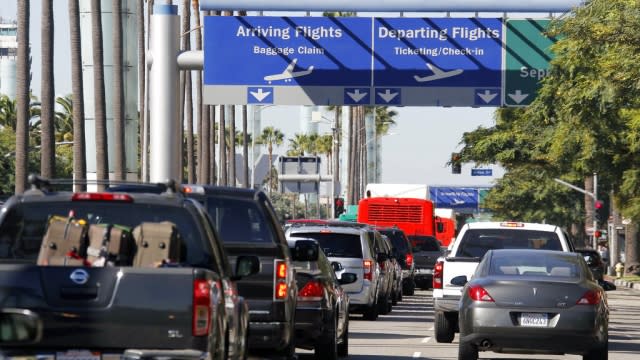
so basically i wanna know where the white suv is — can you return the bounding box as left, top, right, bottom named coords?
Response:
left=432, top=221, right=576, bottom=343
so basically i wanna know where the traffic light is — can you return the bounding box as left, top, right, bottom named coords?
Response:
left=594, top=200, right=605, bottom=224
left=451, top=152, right=461, bottom=174
left=334, top=197, right=345, bottom=216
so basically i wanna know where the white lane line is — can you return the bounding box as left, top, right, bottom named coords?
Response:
left=428, top=326, right=434, bottom=331
left=421, top=337, right=431, bottom=343
left=413, top=352, right=421, bottom=358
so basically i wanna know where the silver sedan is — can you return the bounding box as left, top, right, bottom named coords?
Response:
left=455, top=249, right=610, bottom=360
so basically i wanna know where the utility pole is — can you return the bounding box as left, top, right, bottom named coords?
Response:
left=554, top=173, right=599, bottom=248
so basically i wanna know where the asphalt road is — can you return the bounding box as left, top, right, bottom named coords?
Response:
left=251, top=286, right=640, bottom=359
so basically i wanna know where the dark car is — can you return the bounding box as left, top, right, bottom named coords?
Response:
left=181, top=184, right=298, bottom=358
left=410, top=235, right=443, bottom=289
left=455, top=249, right=610, bottom=360
left=375, top=227, right=415, bottom=296
left=287, top=239, right=356, bottom=359
left=575, top=248, right=606, bottom=282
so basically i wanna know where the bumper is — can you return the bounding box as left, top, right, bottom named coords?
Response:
left=294, top=304, right=330, bottom=349
left=433, top=296, right=460, bottom=312
left=123, top=349, right=209, bottom=360
left=248, top=321, right=292, bottom=350
left=460, top=329, right=603, bottom=354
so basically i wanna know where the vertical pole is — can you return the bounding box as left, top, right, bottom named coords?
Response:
left=593, top=172, right=598, bottom=249
left=149, top=4, right=180, bottom=182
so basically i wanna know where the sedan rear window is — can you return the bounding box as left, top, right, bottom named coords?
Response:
left=290, top=232, right=362, bottom=258
left=489, top=251, right=580, bottom=278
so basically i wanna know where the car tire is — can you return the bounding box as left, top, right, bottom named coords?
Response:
left=363, top=299, right=379, bottom=321
left=379, top=294, right=390, bottom=315
left=435, top=311, right=456, bottom=343
left=337, top=315, right=349, bottom=357
left=458, top=336, right=478, bottom=360
left=315, top=314, right=338, bottom=360
left=583, top=331, right=608, bottom=360
left=403, top=280, right=415, bottom=296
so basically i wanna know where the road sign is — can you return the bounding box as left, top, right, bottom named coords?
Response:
left=503, top=19, right=556, bottom=107
left=471, top=168, right=492, bottom=176
left=204, top=16, right=373, bottom=105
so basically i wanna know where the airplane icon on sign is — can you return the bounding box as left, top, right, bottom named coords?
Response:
left=264, top=58, right=314, bottom=83
left=414, top=62, right=463, bottom=83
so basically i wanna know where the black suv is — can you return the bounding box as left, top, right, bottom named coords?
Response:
left=375, top=227, right=416, bottom=296
left=180, top=185, right=298, bottom=358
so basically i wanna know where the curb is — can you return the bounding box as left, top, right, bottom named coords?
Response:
left=613, top=279, right=640, bottom=291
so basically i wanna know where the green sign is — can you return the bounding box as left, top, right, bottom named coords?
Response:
left=504, top=19, right=556, bottom=107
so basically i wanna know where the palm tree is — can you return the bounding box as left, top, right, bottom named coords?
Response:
left=316, top=134, right=334, bottom=172
left=113, top=0, right=125, bottom=180
left=242, top=105, right=249, bottom=188
left=91, top=0, right=108, bottom=189
left=15, top=0, right=30, bottom=194
left=287, top=133, right=309, bottom=156
left=192, top=0, right=203, bottom=182
left=229, top=105, right=236, bottom=186
left=69, top=0, right=86, bottom=191
left=181, top=0, right=194, bottom=183
left=40, top=0, right=55, bottom=179
left=137, top=0, right=145, bottom=182
left=257, top=126, right=284, bottom=195
left=54, top=95, right=74, bottom=142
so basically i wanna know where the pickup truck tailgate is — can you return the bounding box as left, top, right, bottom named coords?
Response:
left=0, top=264, right=212, bottom=350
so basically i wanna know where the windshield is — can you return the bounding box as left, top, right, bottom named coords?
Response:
left=205, top=197, right=275, bottom=244
left=458, top=229, right=562, bottom=259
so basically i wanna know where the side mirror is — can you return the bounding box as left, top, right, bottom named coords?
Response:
left=339, top=272, right=357, bottom=285
left=234, top=255, right=261, bottom=279
left=331, top=261, right=344, bottom=272
left=293, top=240, right=319, bottom=262
left=450, top=275, right=468, bottom=287
left=0, top=309, right=42, bottom=344
left=376, top=252, right=389, bottom=262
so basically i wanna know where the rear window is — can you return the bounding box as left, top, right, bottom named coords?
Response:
left=458, top=229, right=562, bottom=258
left=289, top=232, right=363, bottom=258
left=204, top=197, right=275, bottom=244
left=409, top=235, right=441, bottom=252
left=489, top=252, right=580, bottom=278
left=378, top=230, right=409, bottom=254
left=0, top=201, right=215, bottom=268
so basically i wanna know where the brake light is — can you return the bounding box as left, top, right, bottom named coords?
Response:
left=275, top=260, right=288, bottom=300
left=193, top=279, right=212, bottom=336
left=433, top=260, right=444, bottom=289
left=72, top=193, right=133, bottom=202
left=298, top=280, right=324, bottom=301
left=499, top=222, right=524, bottom=228
left=182, top=185, right=205, bottom=194
left=576, top=290, right=601, bottom=305
left=405, top=253, right=414, bottom=268
left=363, top=259, right=373, bottom=281
left=468, top=285, right=494, bottom=302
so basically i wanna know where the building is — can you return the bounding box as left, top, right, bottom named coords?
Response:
left=0, top=18, right=18, bottom=99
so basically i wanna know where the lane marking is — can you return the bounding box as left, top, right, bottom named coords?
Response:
left=413, top=352, right=421, bottom=358
left=421, top=337, right=431, bottom=343
left=428, top=326, right=434, bottom=331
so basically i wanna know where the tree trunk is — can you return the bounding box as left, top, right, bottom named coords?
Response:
left=137, top=0, right=145, bottom=181
left=348, top=107, right=357, bottom=205
left=625, top=221, right=640, bottom=275
left=192, top=1, right=203, bottom=182
left=584, top=175, right=595, bottom=248
left=69, top=0, right=86, bottom=191
left=113, top=0, right=125, bottom=180
left=185, top=72, right=194, bottom=183
left=40, top=0, right=55, bottom=179
left=268, top=143, right=273, bottom=196
left=201, top=105, right=210, bottom=184
left=142, top=0, right=154, bottom=182
left=243, top=105, right=249, bottom=188
left=219, top=105, right=227, bottom=186
left=209, top=106, right=216, bottom=184
left=230, top=105, right=236, bottom=186
left=91, top=0, right=109, bottom=189
left=15, top=0, right=30, bottom=194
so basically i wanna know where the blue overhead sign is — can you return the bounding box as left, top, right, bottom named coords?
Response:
left=202, top=16, right=508, bottom=106
left=430, top=186, right=479, bottom=211
left=471, top=168, right=493, bottom=176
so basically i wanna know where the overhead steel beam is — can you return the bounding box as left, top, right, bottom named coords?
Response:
left=200, top=0, right=585, bottom=13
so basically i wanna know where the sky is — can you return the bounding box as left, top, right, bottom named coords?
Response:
left=3, top=1, right=557, bottom=189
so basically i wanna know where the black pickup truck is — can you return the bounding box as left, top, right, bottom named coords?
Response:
left=0, top=183, right=258, bottom=360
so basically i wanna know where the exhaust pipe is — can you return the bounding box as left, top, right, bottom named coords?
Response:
left=480, top=339, right=492, bottom=349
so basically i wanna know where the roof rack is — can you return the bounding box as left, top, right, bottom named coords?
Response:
left=26, top=174, right=180, bottom=195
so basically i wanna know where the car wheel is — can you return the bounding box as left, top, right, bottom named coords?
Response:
left=583, top=331, right=608, bottom=360
left=337, top=315, right=349, bottom=357
left=435, top=311, right=456, bottom=343
left=363, top=299, right=379, bottom=321
left=458, top=336, right=478, bottom=360
left=315, top=314, right=338, bottom=360
left=378, top=294, right=390, bottom=315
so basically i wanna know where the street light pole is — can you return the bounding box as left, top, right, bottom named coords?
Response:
left=312, top=110, right=339, bottom=218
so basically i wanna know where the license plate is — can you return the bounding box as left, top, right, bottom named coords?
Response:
left=416, top=268, right=433, bottom=274
left=519, top=312, right=548, bottom=327
left=56, top=350, right=101, bottom=360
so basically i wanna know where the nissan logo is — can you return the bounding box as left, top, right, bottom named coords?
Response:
left=70, top=269, right=89, bottom=285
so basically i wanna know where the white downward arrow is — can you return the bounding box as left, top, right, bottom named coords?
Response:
left=347, top=89, right=367, bottom=103
left=378, top=89, right=398, bottom=103
left=508, top=90, right=529, bottom=104
left=250, top=88, right=271, bottom=102
left=477, top=90, right=497, bottom=103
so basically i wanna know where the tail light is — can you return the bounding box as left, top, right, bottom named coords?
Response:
left=577, top=290, right=601, bottom=305
left=298, top=280, right=324, bottom=301
left=363, top=259, right=374, bottom=281
left=193, top=279, right=212, bottom=336
left=468, top=285, right=494, bottom=302
left=433, top=260, right=444, bottom=289
left=405, top=253, right=414, bottom=268
left=275, top=260, right=288, bottom=300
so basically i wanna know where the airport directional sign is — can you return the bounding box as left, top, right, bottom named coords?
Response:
left=203, top=16, right=555, bottom=106
left=504, top=19, right=556, bottom=107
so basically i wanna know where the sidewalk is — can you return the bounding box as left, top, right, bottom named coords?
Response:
left=607, top=275, right=640, bottom=291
